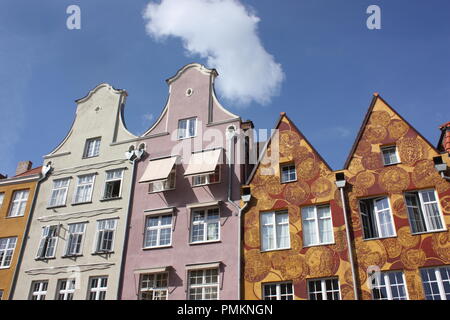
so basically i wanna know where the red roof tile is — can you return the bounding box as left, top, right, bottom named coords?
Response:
left=13, top=166, right=42, bottom=178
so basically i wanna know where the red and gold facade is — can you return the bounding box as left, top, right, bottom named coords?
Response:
left=243, top=113, right=354, bottom=300
left=242, top=95, right=450, bottom=300
left=344, top=94, right=450, bottom=300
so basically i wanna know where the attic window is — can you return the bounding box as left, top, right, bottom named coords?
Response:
left=381, top=146, right=400, bottom=166
left=186, top=88, right=193, bottom=97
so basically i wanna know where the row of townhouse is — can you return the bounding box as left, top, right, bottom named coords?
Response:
left=0, top=63, right=448, bottom=300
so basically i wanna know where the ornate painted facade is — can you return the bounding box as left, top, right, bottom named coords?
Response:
left=344, top=94, right=450, bottom=300
left=243, top=113, right=355, bottom=300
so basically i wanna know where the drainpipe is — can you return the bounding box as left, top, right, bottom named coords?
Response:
left=335, top=173, right=359, bottom=300
left=225, top=126, right=249, bottom=300
left=9, top=163, right=51, bottom=299
left=433, top=156, right=450, bottom=181
left=117, top=147, right=143, bottom=300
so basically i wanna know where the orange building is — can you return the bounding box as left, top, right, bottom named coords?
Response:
left=242, top=113, right=355, bottom=300
left=343, top=94, right=450, bottom=300
left=0, top=162, right=41, bottom=300
left=242, top=95, right=450, bottom=300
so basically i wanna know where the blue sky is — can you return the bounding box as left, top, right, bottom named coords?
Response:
left=0, top=0, right=449, bottom=176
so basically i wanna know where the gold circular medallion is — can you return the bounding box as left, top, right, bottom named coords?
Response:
left=244, top=250, right=271, bottom=283
left=392, top=197, right=407, bottom=218
left=369, top=110, right=391, bottom=127
left=362, top=152, right=383, bottom=170
left=412, top=159, right=441, bottom=188
left=264, top=175, right=283, bottom=195
left=398, top=137, right=427, bottom=165
left=244, top=227, right=260, bottom=248
left=355, top=171, right=376, bottom=189
left=364, top=126, right=387, bottom=144
left=388, top=119, right=409, bottom=140
left=397, top=226, right=420, bottom=248
left=378, top=166, right=410, bottom=193
left=440, top=195, right=450, bottom=214
left=432, top=230, right=450, bottom=263
left=355, top=140, right=372, bottom=156
left=297, top=156, right=319, bottom=180
left=400, top=248, right=426, bottom=270
left=279, top=130, right=301, bottom=157
left=311, top=177, right=333, bottom=198
left=381, top=238, right=402, bottom=259
left=305, top=246, right=339, bottom=277
left=284, top=182, right=310, bottom=205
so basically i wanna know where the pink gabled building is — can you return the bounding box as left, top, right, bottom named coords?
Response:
left=120, top=63, right=254, bottom=300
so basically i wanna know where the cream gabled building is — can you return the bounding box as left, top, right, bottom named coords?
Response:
left=12, top=84, right=140, bottom=300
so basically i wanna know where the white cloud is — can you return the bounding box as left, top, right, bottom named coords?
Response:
left=143, top=0, right=284, bottom=106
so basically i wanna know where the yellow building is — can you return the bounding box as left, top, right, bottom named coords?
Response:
left=0, top=162, right=41, bottom=300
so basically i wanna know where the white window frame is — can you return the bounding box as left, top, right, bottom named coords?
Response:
left=260, top=210, right=290, bottom=252
left=404, top=189, right=446, bottom=234
left=48, top=178, right=70, bottom=207
left=0, top=290, right=3, bottom=300
left=187, top=268, right=219, bottom=300
left=73, top=174, right=95, bottom=204
left=371, top=271, right=409, bottom=300
left=148, top=168, right=176, bottom=193
left=83, top=137, right=101, bottom=158
left=56, top=278, right=76, bottom=300
left=0, top=237, right=17, bottom=268
left=36, top=225, right=59, bottom=259
left=8, top=189, right=29, bottom=217
left=262, top=281, right=294, bottom=300
left=64, top=222, right=87, bottom=257
left=381, top=145, right=400, bottom=166
left=143, top=215, right=173, bottom=249
left=29, top=280, right=48, bottom=300
left=420, top=266, right=450, bottom=300
left=139, top=272, right=169, bottom=300
left=87, top=276, right=108, bottom=300
left=103, top=169, right=124, bottom=199
left=177, top=117, right=197, bottom=140
left=192, top=166, right=221, bottom=187
left=359, top=196, right=396, bottom=240
left=94, top=219, right=117, bottom=253
left=190, top=208, right=220, bottom=244
left=280, top=163, right=297, bottom=183
left=301, top=205, right=334, bottom=247
left=0, top=193, right=4, bottom=209
left=307, top=278, right=341, bottom=300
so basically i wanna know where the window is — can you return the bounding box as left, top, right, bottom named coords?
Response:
left=405, top=190, right=445, bottom=234
left=57, top=279, right=76, bottom=300
left=73, top=174, right=95, bottom=204
left=49, top=178, right=70, bottom=207
left=29, top=281, right=48, bottom=300
left=148, top=168, right=176, bottom=193
left=192, top=166, right=220, bottom=186
left=140, top=273, right=169, bottom=300
left=36, top=225, right=59, bottom=259
left=144, top=215, right=172, bottom=248
left=0, top=237, right=17, bottom=268
left=263, top=282, right=294, bottom=300
left=359, top=197, right=395, bottom=239
left=88, top=276, right=108, bottom=300
left=178, top=117, right=197, bottom=139
left=8, top=190, right=29, bottom=217
left=103, top=169, right=124, bottom=199
left=95, top=219, right=117, bottom=253
left=0, top=193, right=4, bottom=209
left=83, top=137, right=101, bottom=158
left=301, top=205, right=334, bottom=246
left=260, top=211, right=290, bottom=251
left=308, top=278, right=341, bottom=300
left=381, top=146, right=400, bottom=165
left=188, top=268, right=219, bottom=300
left=0, top=290, right=3, bottom=300
left=191, top=208, right=220, bottom=243
left=420, top=266, right=450, bottom=300
left=280, top=164, right=296, bottom=183
left=371, top=271, right=408, bottom=300
left=65, top=223, right=87, bottom=256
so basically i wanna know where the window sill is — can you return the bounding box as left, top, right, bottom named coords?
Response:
left=382, top=162, right=401, bottom=167
left=303, top=241, right=335, bottom=248
left=82, top=155, right=99, bottom=160
left=191, top=181, right=221, bottom=188
left=143, top=245, right=172, bottom=251
left=35, top=257, right=56, bottom=261
left=71, top=201, right=92, bottom=206
left=362, top=235, right=397, bottom=241
left=280, top=179, right=297, bottom=184
left=177, top=135, right=197, bottom=141
left=5, top=214, right=25, bottom=219
left=100, top=197, right=122, bottom=202
left=189, top=240, right=221, bottom=246
left=411, top=228, right=447, bottom=236
left=148, top=188, right=175, bottom=194
left=260, top=247, right=291, bottom=253
left=47, top=205, right=66, bottom=209
left=0, top=266, right=11, bottom=270
left=92, top=251, right=114, bottom=255
left=61, top=254, right=83, bottom=259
